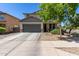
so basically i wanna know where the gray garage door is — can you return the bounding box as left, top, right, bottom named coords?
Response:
left=23, top=24, right=41, bottom=32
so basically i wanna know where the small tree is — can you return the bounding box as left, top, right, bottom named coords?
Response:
left=37, top=3, right=65, bottom=38
left=37, top=3, right=56, bottom=32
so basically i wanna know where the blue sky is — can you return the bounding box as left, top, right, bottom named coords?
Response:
left=76, top=7, right=79, bottom=14
left=0, top=3, right=40, bottom=20
left=0, top=3, right=79, bottom=20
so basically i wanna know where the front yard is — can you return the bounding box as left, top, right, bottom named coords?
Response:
left=39, top=32, right=79, bottom=55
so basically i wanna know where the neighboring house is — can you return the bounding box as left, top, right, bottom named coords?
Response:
left=20, top=12, right=56, bottom=32
left=0, top=11, right=20, bottom=32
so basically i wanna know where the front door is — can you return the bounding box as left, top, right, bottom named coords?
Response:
left=43, top=24, right=47, bottom=32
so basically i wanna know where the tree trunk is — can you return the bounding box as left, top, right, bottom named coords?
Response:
left=60, top=26, right=62, bottom=39
left=46, top=23, right=49, bottom=32
left=58, top=23, right=62, bottom=39
left=69, top=29, right=72, bottom=34
left=61, top=29, right=64, bottom=35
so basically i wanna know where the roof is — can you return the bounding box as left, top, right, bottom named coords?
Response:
left=0, top=11, right=20, bottom=21
left=21, top=10, right=42, bottom=22
left=23, top=10, right=40, bottom=15
left=21, top=16, right=42, bottom=22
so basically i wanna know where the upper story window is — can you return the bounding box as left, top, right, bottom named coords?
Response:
left=0, top=16, right=5, bottom=20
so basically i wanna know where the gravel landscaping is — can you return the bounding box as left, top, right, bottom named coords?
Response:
left=56, top=47, right=79, bottom=55
left=39, top=33, right=79, bottom=42
left=39, top=33, right=60, bottom=41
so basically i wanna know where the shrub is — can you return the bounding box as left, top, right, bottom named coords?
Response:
left=0, top=27, right=6, bottom=33
left=50, top=29, right=60, bottom=34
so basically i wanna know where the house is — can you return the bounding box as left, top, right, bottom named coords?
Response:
left=0, top=11, right=20, bottom=32
left=20, top=12, right=56, bottom=32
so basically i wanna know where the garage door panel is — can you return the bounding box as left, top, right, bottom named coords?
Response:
left=23, top=24, right=41, bottom=32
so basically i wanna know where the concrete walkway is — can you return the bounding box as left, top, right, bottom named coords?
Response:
left=0, top=33, right=78, bottom=56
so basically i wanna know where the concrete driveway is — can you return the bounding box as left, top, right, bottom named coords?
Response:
left=0, top=33, right=19, bottom=40
left=0, top=33, right=41, bottom=56
left=0, top=32, right=78, bottom=56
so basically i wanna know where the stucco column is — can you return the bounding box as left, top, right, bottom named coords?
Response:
left=20, top=23, right=23, bottom=32
left=41, top=22, right=43, bottom=32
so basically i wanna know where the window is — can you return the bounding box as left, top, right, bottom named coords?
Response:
left=0, top=16, right=5, bottom=20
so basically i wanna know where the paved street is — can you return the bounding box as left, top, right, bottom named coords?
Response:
left=0, top=33, right=78, bottom=56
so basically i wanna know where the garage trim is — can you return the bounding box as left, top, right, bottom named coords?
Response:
left=20, top=22, right=43, bottom=32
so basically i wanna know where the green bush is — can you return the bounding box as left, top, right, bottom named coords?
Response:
left=0, top=27, right=6, bottom=33
left=50, top=29, right=60, bottom=34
